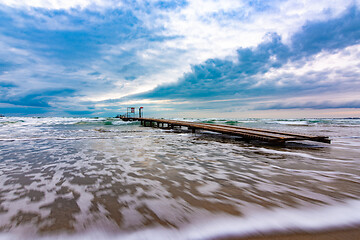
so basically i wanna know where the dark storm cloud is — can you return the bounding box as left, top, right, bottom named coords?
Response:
left=136, top=6, right=360, bottom=109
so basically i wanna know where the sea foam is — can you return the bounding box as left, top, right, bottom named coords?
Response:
left=0, top=199, right=359, bottom=240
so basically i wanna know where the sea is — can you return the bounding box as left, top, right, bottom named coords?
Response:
left=0, top=117, right=359, bottom=240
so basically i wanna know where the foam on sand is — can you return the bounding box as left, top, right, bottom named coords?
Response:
left=0, top=199, right=359, bottom=240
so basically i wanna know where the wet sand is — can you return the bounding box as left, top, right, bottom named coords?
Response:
left=1, top=117, right=360, bottom=239
left=220, top=225, right=360, bottom=240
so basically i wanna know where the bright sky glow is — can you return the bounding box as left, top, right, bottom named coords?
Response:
left=0, top=0, right=360, bottom=117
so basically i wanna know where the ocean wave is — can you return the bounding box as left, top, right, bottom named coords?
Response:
left=2, top=117, right=360, bottom=127
left=0, top=137, right=115, bottom=141
left=266, top=120, right=309, bottom=126
left=1, top=200, right=360, bottom=240
left=0, top=116, right=359, bottom=240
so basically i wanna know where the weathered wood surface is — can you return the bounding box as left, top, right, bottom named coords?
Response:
left=120, top=117, right=331, bottom=144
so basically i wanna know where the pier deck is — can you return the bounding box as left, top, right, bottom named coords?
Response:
left=120, top=117, right=331, bottom=144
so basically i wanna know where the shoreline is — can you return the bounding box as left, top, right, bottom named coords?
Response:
left=218, top=225, right=360, bottom=240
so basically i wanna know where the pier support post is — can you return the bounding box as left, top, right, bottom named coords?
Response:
left=189, top=127, right=196, bottom=133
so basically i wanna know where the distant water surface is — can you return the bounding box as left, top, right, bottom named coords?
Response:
left=0, top=117, right=359, bottom=239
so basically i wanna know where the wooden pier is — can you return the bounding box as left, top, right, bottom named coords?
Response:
left=120, top=117, right=331, bottom=144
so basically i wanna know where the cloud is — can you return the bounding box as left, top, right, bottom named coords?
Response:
left=0, top=106, right=48, bottom=115
left=0, top=0, right=122, bottom=10
left=0, top=61, right=17, bottom=75
left=258, top=44, right=360, bottom=93
left=135, top=6, right=360, bottom=112
left=255, top=100, right=360, bottom=110
left=0, top=4, right=157, bottom=114
left=79, top=0, right=359, bottom=103
left=1, top=88, right=76, bottom=108
left=291, top=5, right=360, bottom=57
left=0, top=81, right=17, bottom=88
left=66, top=110, right=95, bottom=115
left=1, top=1, right=359, bottom=116
left=0, top=6, right=145, bottom=63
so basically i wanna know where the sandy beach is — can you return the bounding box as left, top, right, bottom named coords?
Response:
left=0, top=117, right=360, bottom=239
left=221, top=225, right=360, bottom=240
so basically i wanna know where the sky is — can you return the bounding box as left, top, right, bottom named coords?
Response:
left=0, top=0, right=360, bottom=118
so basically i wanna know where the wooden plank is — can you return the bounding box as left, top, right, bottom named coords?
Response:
left=140, top=118, right=302, bottom=140
left=199, top=122, right=330, bottom=143
left=120, top=117, right=331, bottom=144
